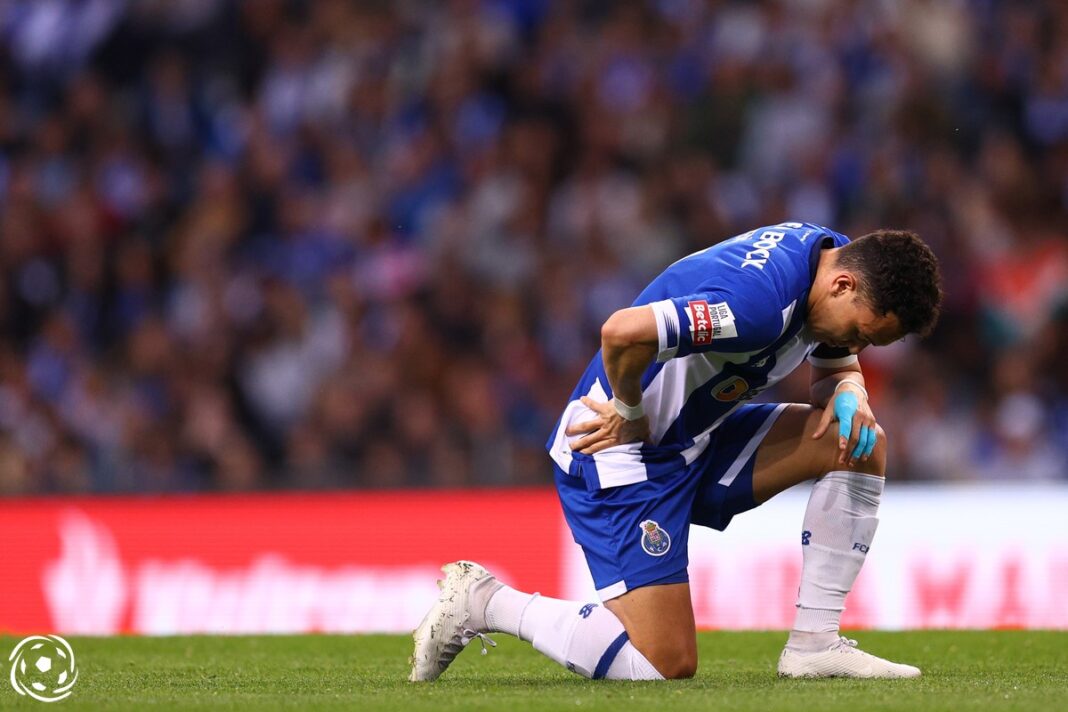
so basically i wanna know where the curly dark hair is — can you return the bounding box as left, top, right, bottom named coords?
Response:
left=835, top=229, right=944, bottom=337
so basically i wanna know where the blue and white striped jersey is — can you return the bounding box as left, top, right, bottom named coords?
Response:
left=546, top=222, right=859, bottom=490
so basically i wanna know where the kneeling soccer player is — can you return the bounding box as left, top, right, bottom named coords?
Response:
left=410, top=223, right=942, bottom=681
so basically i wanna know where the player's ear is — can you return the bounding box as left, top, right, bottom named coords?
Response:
left=831, top=273, right=857, bottom=297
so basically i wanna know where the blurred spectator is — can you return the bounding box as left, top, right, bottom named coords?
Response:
left=1, top=0, right=1067, bottom=493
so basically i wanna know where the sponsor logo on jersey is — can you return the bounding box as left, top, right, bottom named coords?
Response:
left=711, top=375, right=750, bottom=402
left=639, top=520, right=671, bottom=557
left=686, top=300, right=737, bottom=345
left=579, top=603, right=598, bottom=618
left=688, top=300, right=713, bottom=344
left=709, top=302, right=737, bottom=339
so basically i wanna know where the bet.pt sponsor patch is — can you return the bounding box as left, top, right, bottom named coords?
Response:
left=686, top=300, right=737, bottom=345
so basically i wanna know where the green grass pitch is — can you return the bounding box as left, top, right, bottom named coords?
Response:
left=1, top=632, right=1065, bottom=711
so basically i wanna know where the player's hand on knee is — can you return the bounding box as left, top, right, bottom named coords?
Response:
left=812, top=387, right=879, bottom=467
left=565, top=396, right=651, bottom=454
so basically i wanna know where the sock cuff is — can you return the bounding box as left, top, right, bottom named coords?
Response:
left=823, top=470, right=883, bottom=505
left=592, top=631, right=630, bottom=680
left=605, top=640, right=665, bottom=680
left=486, top=586, right=537, bottom=639
left=515, top=592, right=539, bottom=639
left=792, top=606, right=843, bottom=633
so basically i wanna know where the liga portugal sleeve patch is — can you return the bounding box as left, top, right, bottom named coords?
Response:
left=686, top=300, right=737, bottom=345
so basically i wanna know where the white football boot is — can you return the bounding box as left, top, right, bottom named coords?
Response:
left=409, top=560, right=502, bottom=682
left=777, top=636, right=922, bottom=679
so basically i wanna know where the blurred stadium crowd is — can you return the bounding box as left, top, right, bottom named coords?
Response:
left=1, top=0, right=1067, bottom=494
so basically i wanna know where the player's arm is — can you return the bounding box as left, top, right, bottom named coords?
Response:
left=600, top=306, right=658, bottom=407
left=809, top=362, right=865, bottom=409
left=566, top=306, right=657, bottom=454
left=567, top=286, right=779, bottom=454
left=808, top=349, right=879, bottom=467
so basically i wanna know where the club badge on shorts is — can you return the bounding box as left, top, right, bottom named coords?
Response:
left=639, top=520, right=671, bottom=556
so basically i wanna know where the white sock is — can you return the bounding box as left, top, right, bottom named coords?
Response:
left=788, top=470, right=882, bottom=652
left=485, top=586, right=663, bottom=680
left=484, top=584, right=532, bottom=637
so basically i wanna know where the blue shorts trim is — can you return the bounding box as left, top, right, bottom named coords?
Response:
left=554, top=403, right=786, bottom=598
left=691, top=402, right=787, bottom=530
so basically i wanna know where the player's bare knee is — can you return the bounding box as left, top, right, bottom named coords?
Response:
left=869, top=424, right=888, bottom=475
left=673, top=653, right=699, bottom=679
left=653, top=650, right=697, bottom=680
left=807, top=410, right=889, bottom=476
left=808, top=408, right=842, bottom=473
left=632, top=638, right=697, bottom=679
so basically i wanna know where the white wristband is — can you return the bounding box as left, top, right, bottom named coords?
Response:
left=834, top=378, right=868, bottom=399
left=612, top=396, right=645, bottom=421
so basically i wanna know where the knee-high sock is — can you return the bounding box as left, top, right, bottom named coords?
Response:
left=790, top=470, right=882, bottom=646
left=485, top=586, right=663, bottom=680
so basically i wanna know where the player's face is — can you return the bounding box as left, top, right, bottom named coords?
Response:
left=811, top=294, right=903, bottom=354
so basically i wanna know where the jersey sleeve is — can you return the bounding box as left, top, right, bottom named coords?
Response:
left=648, top=290, right=785, bottom=361
left=806, top=343, right=859, bottom=368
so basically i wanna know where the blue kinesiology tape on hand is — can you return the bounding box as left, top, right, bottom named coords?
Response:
left=862, top=423, right=878, bottom=458
left=835, top=390, right=858, bottom=447
left=852, top=426, right=871, bottom=460
left=835, top=390, right=879, bottom=460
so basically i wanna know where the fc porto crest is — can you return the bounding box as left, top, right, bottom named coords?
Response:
left=639, top=520, right=671, bottom=557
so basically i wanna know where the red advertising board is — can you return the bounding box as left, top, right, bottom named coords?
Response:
left=4, top=485, right=1067, bottom=634
left=0, top=490, right=565, bottom=635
